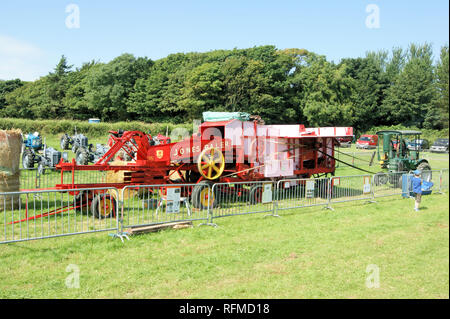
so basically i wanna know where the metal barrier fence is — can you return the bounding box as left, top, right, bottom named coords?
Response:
left=0, top=187, right=119, bottom=244
left=211, top=181, right=277, bottom=221
left=120, top=184, right=212, bottom=232
left=372, top=171, right=407, bottom=198
left=276, top=178, right=331, bottom=211
left=2, top=169, right=449, bottom=244
left=330, top=175, right=374, bottom=205
left=19, top=168, right=107, bottom=190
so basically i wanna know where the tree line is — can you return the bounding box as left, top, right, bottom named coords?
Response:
left=0, top=44, right=448, bottom=133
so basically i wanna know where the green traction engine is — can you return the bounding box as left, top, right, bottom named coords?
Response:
left=374, top=130, right=432, bottom=186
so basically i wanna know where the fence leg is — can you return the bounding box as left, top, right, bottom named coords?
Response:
left=198, top=187, right=218, bottom=227
left=438, top=170, right=444, bottom=194
left=324, top=177, right=334, bottom=211
left=264, top=201, right=281, bottom=218
left=109, top=199, right=130, bottom=242
left=369, top=177, right=377, bottom=203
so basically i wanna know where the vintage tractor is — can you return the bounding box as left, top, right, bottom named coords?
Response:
left=22, top=132, right=65, bottom=171
left=75, top=143, right=110, bottom=165
left=374, top=130, right=432, bottom=186
left=60, top=130, right=89, bottom=154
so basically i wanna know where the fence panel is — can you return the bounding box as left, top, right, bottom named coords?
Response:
left=0, top=187, right=119, bottom=244
left=120, top=184, right=210, bottom=230
left=19, top=168, right=107, bottom=191
left=424, top=170, right=443, bottom=194
left=372, top=171, right=408, bottom=198
left=276, top=178, right=331, bottom=211
left=211, top=181, right=276, bottom=220
left=330, top=175, right=374, bottom=204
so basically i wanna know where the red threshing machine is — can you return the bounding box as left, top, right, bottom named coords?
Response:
left=47, top=119, right=353, bottom=217
left=11, top=119, right=353, bottom=223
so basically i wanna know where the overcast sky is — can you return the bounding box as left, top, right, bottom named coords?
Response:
left=0, top=0, right=448, bottom=81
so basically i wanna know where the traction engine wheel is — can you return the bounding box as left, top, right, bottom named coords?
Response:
left=90, top=193, right=117, bottom=219
left=197, top=147, right=225, bottom=180
left=249, top=184, right=263, bottom=204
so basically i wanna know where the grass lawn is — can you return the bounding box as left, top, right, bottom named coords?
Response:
left=2, top=134, right=448, bottom=299
left=0, top=192, right=448, bottom=299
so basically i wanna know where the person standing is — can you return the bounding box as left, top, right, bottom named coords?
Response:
left=411, top=170, right=422, bottom=212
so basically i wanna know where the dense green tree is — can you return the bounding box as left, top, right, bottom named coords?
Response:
left=0, top=79, right=24, bottom=116
left=84, top=54, right=153, bottom=121
left=292, top=54, right=354, bottom=127
left=381, top=43, right=437, bottom=128
left=340, top=57, right=388, bottom=130
left=0, top=43, right=447, bottom=133
left=427, top=45, right=449, bottom=129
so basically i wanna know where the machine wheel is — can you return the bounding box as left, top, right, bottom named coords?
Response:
left=197, top=147, right=225, bottom=180
left=249, top=184, right=263, bottom=204
left=22, top=149, right=34, bottom=169
left=373, top=172, right=388, bottom=186
left=60, top=134, right=70, bottom=150
left=389, top=172, right=403, bottom=188
left=73, top=191, right=92, bottom=212
left=314, top=179, right=330, bottom=199
left=123, top=152, right=133, bottom=161
left=417, top=162, right=432, bottom=182
left=75, top=147, right=90, bottom=165
left=191, top=182, right=217, bottom=209
left=90, top=193, right=117, bottom=219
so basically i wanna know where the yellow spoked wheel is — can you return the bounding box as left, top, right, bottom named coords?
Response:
left=197, top=147, right=225, bottom=180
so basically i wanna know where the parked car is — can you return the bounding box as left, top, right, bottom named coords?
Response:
left=407, top=139, right=430, bottom=152
left=356, top=134, right=378, bottom=149
left=430, top=138, right=449, bottom=153
left=336, top=136, right=353, bottom=148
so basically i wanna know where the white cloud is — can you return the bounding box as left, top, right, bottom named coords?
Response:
left=0, top=35, right=48, bottom=81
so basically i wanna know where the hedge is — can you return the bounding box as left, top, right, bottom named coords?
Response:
left=0, top=118, right=193, bottom=138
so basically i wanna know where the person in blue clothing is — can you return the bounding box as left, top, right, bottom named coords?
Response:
left=411, top=170, right=422, bottom=212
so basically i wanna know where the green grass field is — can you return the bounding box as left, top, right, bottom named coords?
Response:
left=1, top=135, right=448, bottom=299
left=0, top=193, right=448, bottom=298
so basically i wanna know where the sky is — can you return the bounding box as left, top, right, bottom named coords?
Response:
left=0, top=0, right=448, bottom=81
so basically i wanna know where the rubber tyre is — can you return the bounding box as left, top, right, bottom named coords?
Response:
left=73, top=191, right=91, bottom=213
left=123, top=152, right=133, bottom=161
left=249, top=184, right=263, bottom=204
left=191, top=182, right=218, bottom=209
left=417, top=162, right=432, bottom=183
left=90, top=193, right=117, bottom=219
left=75, top=147, right=90, bottom=165
left=314, top=179, right=329, bottom=199
left=60, top=134, right=70, bottom=150
left=373, top=172, right=388, bottom=186
left=22, top=149, right=34, bottom=169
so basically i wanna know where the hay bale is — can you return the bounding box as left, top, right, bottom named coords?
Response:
left=0, top=129, right=22, bottom=176
left=0, top=172, right=20, bottom=210
left=0, top=130, right=21, bottom=210
left=106, top=160, right=136, bottom=200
